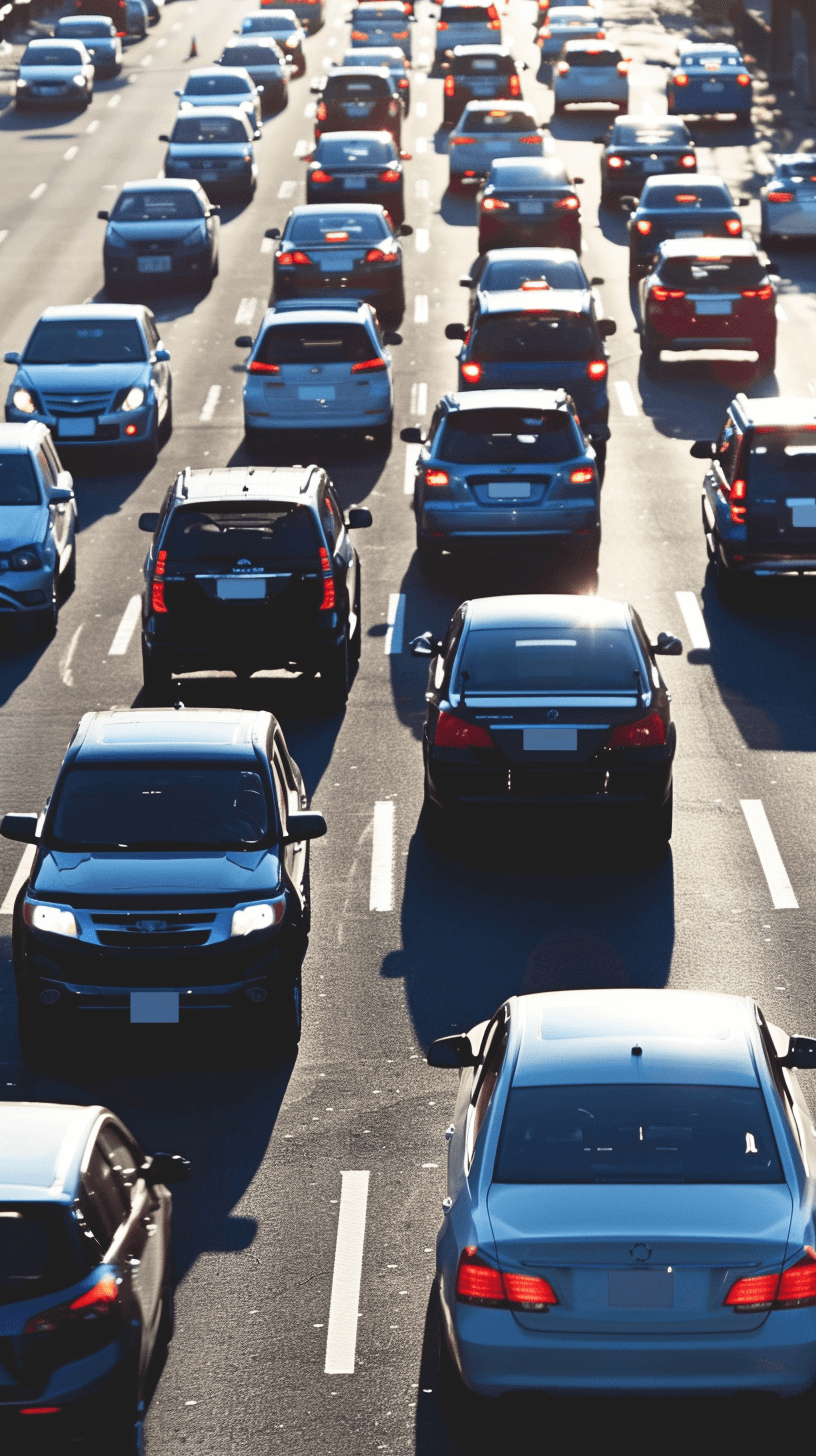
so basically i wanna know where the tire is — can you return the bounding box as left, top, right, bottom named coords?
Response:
left=757, top=341, right=776, bottom=375
left=17, top=991, right=57, bottom=1065
left=629, top=256, right=641, bottom=286
left=158, top=1277, right=175, bottom=1348
left=646, top=787, right=673, bottom=850
left=142, top=645, right=173, bottom=706
left=421, top=793, right=449, bottom=849
left=641, top=331, right=660, bottom=374
left=568, top=531, right=600, bottom=591
left=60, top=542, right=76, bottom=600
left=438, top=1323, right=485, bottom=1438
left=600, top=185, right=613, bottom=209
left=592, top=440, right=606, bottom=483
left=350, top=575, right=362, bottom=663
left=716, top=558, right=744, bottom=608
left=136, top=418, right=159, bottom=471
left=320, top=634, right=350, bottom=706
left=256, top=965, right=302, bottom=1054
left=160, top=390, right=173, bottom=443
left=33, top=580, right=58, bottom=642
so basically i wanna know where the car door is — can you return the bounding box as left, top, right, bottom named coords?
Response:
left=36, top=442, right=71, bottom=564
left=143, top=310, right=169, bottom=419
left=272, top=733, right=309, bottom=912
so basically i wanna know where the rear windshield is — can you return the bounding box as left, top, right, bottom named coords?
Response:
left=680, top=49, right=738, bottom=66
left=344, top=48, right=404, bottom=66
left=472, top=312, right=599, bottom=362
left=479, top=257, right=587, bottom=291
left=287, top=211, right=389, bottom=242
left=548, top=8, right=597, bottom=20
left=455, top=54, right=513, bottom=73
left=317, top=136, right=396, bottom=164
left=171, top=115, right=249, bottom=143
left=612, top=122, right=689, bottom=146
left=0, top=1206, right=84, bottom=1307
left=777, top=162, right=816, bottom=181
left=565, top=48, right=622, bottom=66
left=464, top=109, right=537, bottom=132
left=457, top=625, right=641, bottom=693
left=165, top=501, right=319, bottom=564
left=221, top=43, right=282, bottom=65
left=24, top=320, right=147, bottom=364
left=657, top=256, right=766, bottom=290
left=489, top=164, right=565, bottom=188
left=256, top=323, right=377, bottom=364
left=184, top=73, right=251, bottom=94
left=435, top=408, right=582, bottom=464
left=0, top=454, right=40, bottom=505
left=112, top=190, right=204, bottom=221
left=21, top=45, right=82, bottom=64
left=494, top=1085, right=783, bottom=1184
left=57, top=20, right=111, bottom=34
left=325, top=75, right=390, bottom=96
left=441, top=4, right=497, bottom=20
left=748, top=432, right=816, bottom=495
left=353, top=4, right=410, bottom=15
left=49, top=764, right=272, bottom=851
left=243, top=14, right=296, bottom=30
left=645, top=185, right=730, bottom=208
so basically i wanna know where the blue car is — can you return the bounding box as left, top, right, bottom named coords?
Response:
left=667, top=42, right=752, bottom=120
left=0, top=421, right=77, bottom=640
left=53, top=15, right=122, bottom=76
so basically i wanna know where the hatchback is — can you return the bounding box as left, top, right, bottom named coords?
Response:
left=161, top=107, right=260, bottom=201
left=15, top=39, right=94, bottom=109
left=0, top=422, right=76, bottom=640
left=429, top=987, right=816, bottom=1400
left=316, top=67, right=402, bottom=143
left=442, top=45, right=523, bottom=127
left=412, top=594, right=678, bottom=839
left=598, top=114, right=695, bottom=207
left=641, top=238, right=776, bottom=374
left=350, top=2, right=413, bottom=59
left=4, top=305, right=171, bottom=468
left=537, top=6, right=605, bottom=59
left=448, top=101, right=544, bottom=192
left=175, top=67, right=263, bottom=127
left=460, top=245, right=595, bottom=324
left=435, top=1, right=501, bottom=61
left=760, top=154, right=816, bottom=246
left=553, top=40, right=629, bottom=113
left=238, top=10, right=306, bottom=75
left=260, top=0, right=322, bottom=35
left=339, top=46, right=411, bottom=114
left=240, top=297, right=395, bottom=448
left=0, top=1101, right=188, bottom=1449
left=476, top=157, right=582, bottom=254
left=306, top=131, right=407, bottom=224
left=667, top=42, right=752, bottom=119
left=53, top=15, right=121, bottom=76
left=268, top=204, right=411, bottom=324
left=217, top=37, right=289, bottom=113
left=99, top=179, right=220, bottom=297
left=404, top=388, right=600, bottom=578
left=624, top=172, right=747, bottom=282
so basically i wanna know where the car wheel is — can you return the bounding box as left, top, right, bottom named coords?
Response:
left=17, top=988, right=60, bottom=1065
left=641, top=331, right=660, bottom=374
left=350, top=576, right=362, bottom=663
left=255, top=965, right=302, bottom=1055
left=142, top=646, right=173, bottom=706
left=60, top=543, right=76, bottom=600
left=553, top=101, right=565, bottom=116
left=137, top=418, right=159, bottom=470
left=715, top=557, right=744, bottom=608
left=437, top=1320, right=486, bottom=1435
left=628, top=256, right=641, bottom=286
left=592, top=440, right=606, bottom=483
left=617, top=100, right=628, bottom=114
left=33, top=580, right=58, bottom=642
left=320, top=634, right=350, bottom=707
left=568, top=531, right=600, bottom=592
left=600, top=184, right=614, bottom=209
left=160, top=390, right=173, bottom=443
left=645, top=787, right=673, bottom=851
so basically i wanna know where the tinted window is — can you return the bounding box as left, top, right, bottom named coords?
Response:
left=97, top=1123, right=141, bottom=1197
left=326, top=75, right=390, bottom=97
left=441, top=5, right=496, bottom=20
left=112, top=190, right=204, bottom=221
left=0, top=454, right=40, bottom=505
left=244, top=14, right=296, bottom=31
left=185, top=73, right=252, bottom=94
left=57, top=20, right=112, bottom=34
left=171, top=115, right=249, bottom=143
left=0, top=1206, right=83, bottom=1306
left=612, top=122, right=688, bottom=145
left=465, top=109, right=537, bottom=132
left=317, top=136, right=395, bottom=164
left=221, top=43, right=282, bottom=64
left=82, top=1146, right=129, bottom=1248
left=657, top=256, right=766, bottom=291
left=434, top=408, right=582, bottom=464
left=472, top=312, right=599, bottom=361
left=24, top=320, right=147, bottom=364
left=287, top=212, right=389, bottom=243
left=165, top=501, right=319, bottom=564
left=748, top=433, right=816, bottom=498
left=494, top=1085, right=783, bottom=1184
left=457, top=54, right=513, bottom=73
left=50, top=764, right=272, bottom=850
left=480, top=258, right=587, bottom=291
left=566, top=48, right=622, bottom=65
left=21, top=45, right=83, bottom=64
left=489, top=164, right=566, bottom=189
left=680, top=49, right=735, bottom=65
left=644, top=185, right=731, bottom=209
left=457, top=625, right=640, bottom=693
left=777, top=162, right=816, bottom=180
left=257, top=323, right=377, bottom=364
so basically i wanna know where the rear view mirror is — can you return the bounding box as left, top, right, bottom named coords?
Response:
left=619, top=195, right=637, bottom=214
left=383, top=330, right=402, bottom=345
left=690, top=440, right=715, bottom=459
left=410, top=631, right=440, bottom=657
left=265, top=226, right=281, bottom=240
left=598, top=317, right=616, bottom=338
left=400, top=150, right=412, bottom=160
left=139, top=512, right=159, bottom=533
left=459, top=274, right=472, bottom=287
left=283, top=810, right=327, bottom=844
left=739, top=195, right=750, bottom=206
left=572, top=175, right=584, bottom=184
left=400, top=425, right=424, bottom=443
left=158, top=133, right=169, bottom=142
left=0, top=813, right=38, bottom=844
left=97, top=209, right=109, bottom=220
left=143, top=1153, right=191, bottom=1186
left=590, top=276, right=604, bottom=285
left=445, top=322, right=467, bottom=341
left=399, top=222, right=413, bottom=236
left=427, top=1034, right=478, bottom=1068
left=235, top=335, right=254, bottom=348
left=653, top=632, right=682, bottom=656
left=50, top=486, right=73, bottom=504
left=347, top=505, right=372, bottom=529
left=779, top=1035, right=816, bottom=1070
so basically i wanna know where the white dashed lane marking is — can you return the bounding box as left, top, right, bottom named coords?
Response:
left=0, top=231, right=8, bottom=247
left=414, top=295, right=428, bottom=324
left=234, top=297, right=259, bottom=328
left=63, top=146, right=78, bottom=161
left=278, top=179, right=296, bottom=199
left=416, top=100, right=427, bottom=117
left=409, top=381, right=427, bottom=416
left=675, top=591, right=710, bottom=651
left=29, top=183, right=47, bottom=201
left=86, top=118, right=100, bottom=133
left=369, top=803, right=395, bottom=911
left=416, top=136, right=427, bottom=153
left=415, top=227, right=429, bottom=252
left=614, top=380, right=639, bottom=417
left=740, top=800, right=799, bottom=910
left=384, top=592, right=405, bottom=654
left=199, top=385, right=221, bottom=422
left=776, top=304, right=788, bottom=322
left=0, top=845, right=36, bottom=916
left=294, top=139, right=311, bottom=157
left=60, top=622, right=83, bottom=686
left=107, top=94, right=120, bottom=107
left=108, top=596, right=142, bottom=656
left=261, top=237, right=274, bottom=254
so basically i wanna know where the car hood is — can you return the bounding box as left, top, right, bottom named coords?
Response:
left=20, top=64, right=86, bottom=80
left=0, top=505, right=48, bottom=551
left=13, top=363, right=149, bottom=392
left=33, top=848, right=282, bottom=899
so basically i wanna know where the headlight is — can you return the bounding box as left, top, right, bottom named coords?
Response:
left=16, top=77, right=27, bottom=87
left=230, top=899, right=286, bottom=937
left=12, top=388, right=36, bottom=414
left=23, top=901, right=78, bottom=938
left=10, top=546, right=41, bottom=571
left=72, top=74, right=87, bottom=86
left=119, top=387, right=145, bottom=412
left=105, top=228, right=128, bottom=250
left=181, top=225, right=207, bottom=248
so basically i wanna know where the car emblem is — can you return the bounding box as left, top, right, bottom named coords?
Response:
left=310, top=367, right=320, bottom=374
left=630, top=1244, right=652, bottom=1263
left=237, top=558, right=251, bottom=567
left=134, top=919, right=167, bottom=933
left=547, top=709, right=559, bottom=722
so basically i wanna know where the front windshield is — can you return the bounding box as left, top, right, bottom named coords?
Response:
left=24, top=320, right=147, bottom=364
left=434, top=408, right=582, bottom=464
left=457, top=625, right=641, bottom=694
left=22, top=45, right=82, bottom=65
left=112, top=190, right=204, bottom=221
left=288, top=211, right=389, bottom=243
left=49, top=764, right=272, bottom=850
left=0, top=455, right=40, bottom=505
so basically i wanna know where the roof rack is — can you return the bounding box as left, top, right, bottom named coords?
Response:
left=271, top=297, right=363, bottom=313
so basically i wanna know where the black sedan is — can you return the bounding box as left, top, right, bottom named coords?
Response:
left=476, top=157, right=583, bottom=254
left=99, top=180, right=220, bottom=298
left=306, top=131, right=409, bottom=226
left=267, top=203, right=411, bottom=324
left=624, top=172, right=748, bottom=282
left=598, top=114, right=696, bottom=207
left=412, top=594, right=680, bottom=846
left=460, top=245, right=596, bottom=324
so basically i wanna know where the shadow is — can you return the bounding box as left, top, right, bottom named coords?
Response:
left=548, top=111, right=616, bottom=145
left=226, top=434, right=391, bottom=504
left=0, top=632, right=52, bottom=708
left=90, top=281, right=211, bottom=324
left=0, top=106, right=92, bottom=133
left=57, top=452, right=159, bottom=532
left=636, top=356, right=779, bottom=442
left=433, top=125, right=450, bottom=156
left=440, top=192, right=477, bottom=226
left=685, top=114, right=757, bottom=150
left=596, top=203, right=630, bottom=248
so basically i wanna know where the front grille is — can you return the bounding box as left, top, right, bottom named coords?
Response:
left=134, top=241, right=180, bottom=256
left=91, top=910, right=216, bottom=947
left=96, top=930, right=211, bottom=947
left=56, top=891, right=269, bottom=909
left=41, top=390, right=113, bottom=416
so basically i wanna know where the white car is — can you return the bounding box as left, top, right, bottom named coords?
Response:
left=760, top=154, right=816, bottom=246
left=448, top=100, right=545, bottom=192
left=553, top=40, right=628, bottom=114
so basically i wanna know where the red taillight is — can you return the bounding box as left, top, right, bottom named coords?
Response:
left=20, top=1407, right=62, bottom=1415
left=569, top=467, right=594, bottom=484
left=456, top=1248, right=558, bottom=1310
left=509, top=73, right=520, bottom=96
left=502, top=1271, right=558, bottom=1309
left=616, top=60, right=629, bottom=74
left=398, top=76, right=409, bottom=88
left=674, top=193, right=698, bottom=203
left=324, top=231, right=349, bottom=242
left=741, top=284, right=773, bottom=300
left=725, top=1251, right=816, bottom=1311
left=378, top=169, right=401, bottom=183
left=444, top=73, right=455, bottom=95
left=450, top=135, right=475, bottom=146
left=488, top=16, right=501, bottom=27
left=729, top=477, right=746, bottom=523
left=650, top=285, right=685, bottom=301
left=310, top=169, right=334, bottom=183
left=70, top=1277, right=120, bottom=1316
left=248, top=360, right=281, bottom=372
left=350, top=29, right=368, bottom=39
left=736, top=71, right=751, bottom=86
left=151, top=549, right=167, bottom=615
left=608, top=711, right=666, bottom=749
left=725, top=217, right=742, bottom=235
left=674, top=70, right=688, bottom=86
left=723, top=1272, right=780, bottom=1310
left=489, top=109, right=507, bottom=116
left=555, top=195, right=580, bottom=210
left=767, top=191, right=793, bottom=203
left=607, top=154, right=624, bottom=169
left=364, top=247, right=390, bottom=262
left=519, top=135, right=540, bottom=145
left=557, top=61, right=570, bottom=74
left=318, top=546, right=335, bottom=610
left=481, top=196, right=509, bottom=211
left=316, top=101, right=326, bottom=121
left=436, top=18, right=448, bottom=27
left=680, top=152, right=696, bottom=168
left=24, top=1275, right=120, bottom=1336
left=587, top=358, right=607, bottom=380
left=538, top=26, right=551, bottom=38
left=277, top=250, right=312, bottom=266
left=636, top=218, right=652, bottom=234
left=461, top=362, right=482, bottom=383
left=595, top=28, right=605, bottom=37
left=392, top=29, right=409, bottom=38
left=351, top=355, right=387, bottom=372
left=435, top=713, right=494, bottom=750
left=424, top=468, right=449, bottom=487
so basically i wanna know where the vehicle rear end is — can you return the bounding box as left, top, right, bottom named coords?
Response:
left=351, top=5, right=412, bottom=58
left=554, top=45, right=628, bottom=109
left=449, top=105, right=542, bottom=190
left=669, top=55, right=752, bottom=117
left=644, top=249, right=775, bottom=361
left=538, top=9, right=605, bottom=58
left=602, top=122, right=695, bottom=201
left=436, top=4, right=502, bottom=60
left=631, top=180, right=742, bottom=273
left=763, top=163, right=816, bottom=240
left=461, top=296, right=608, bottom=427
left=243, top=312, right=391, bottom=434
left=318, top=72, right=401, bottom=140
left=309, top=135, right=404, bottom=221
left=716, top=427, right=816, bottom=576
left=478, top=174, right=580, bottom=252
left=443, top=47, right=518, bottom=123
left=262, top=0, right=322, bottom=34
left=273, top=210, right=403, bottom=319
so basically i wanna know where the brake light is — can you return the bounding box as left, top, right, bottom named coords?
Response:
left=151, top=549, right=167, bottom=614
left=379, top=169, right=401, bottom=183
left=608, top=712, right=666, bottom=749
left=569, top=467, right=594, bottom=484
left=248, top=360, right=281, bottom=372
left=725, top=1251, right=816, bottom=1311
left=607, top=154, right=624, bottom=169
left=767, top=191, right=793, bottom=203
left=450, top=135, right=475, bottom=145
left=736, top=71, right=751, bottom=86
left=488, top=16, right=501, bottom=27
left=398, top=77, right=409, bottom=88
left=481, top=196, right=509, bottom=210
left=509, top=73, right=520, bottom=96
left=595, top=28, right=605, bottom=37
left=555, top=195, right=580, bottom=210
left=277, top=250, right=312, bottom=266
left=24, top=1274, right=120, bottom=1336
left=461, top=362, right=482, bottom=382
left=444, top=73, right=455, bottom=95
left=587, top=359, right=607, bottom=380
left=680, top=152, right=696, bottom=168
left=316, top=100, right=326, bottom=121
left=456, top=1248, right=558, bottom=1309
left=617, top=60, right=629, bottom=75
left=310, top=169, right=334, bottom=183
left=20, top=1408, right=62, bottom=1415
left=324, top=231, right=349, bottom=242
left=674, top=193, right=697, bottom=203
left=489, top=109, right=507, bottom=116
left=729, top=477, right=746, bottom=523
left=539, top=26, right=551, bottom=38
left=651, top=285, right=685, bottom=301
left=557, top=61, right=570, bottom=75
left=351, top=355, right=388, bottom=372
left=741, top=284, right=773, bottom=300
left=674, top=70, right=688, bottom=85
left=519, top=135, right=540, bottom=144
left=350, top=29, right=368, bottom=39
left=520, top=279, right=550, bottom=290
left=364, top=247, right=392, bottom=262
left=393, top=30, right=409, bottom=38
left=435, top=714, right=494, bottom=749
left=436, top=18, right=448, bottom=27
left=636, top=218, right=652, bottom=234
left=725, top=217, right=742, bottom=235
left=425, top=468, right=449, bottom=486
left=318, top=546, right=335, bottom=610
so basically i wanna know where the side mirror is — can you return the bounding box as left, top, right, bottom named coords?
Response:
left=653, top=632, right=682, bottom=657
left=427, top=1034, right=478, bottom=1069
left=572, top=175, right=584, bottom=184
left=689, top=439, right=715, bottom=459
left=347, top=505, right=372, bottom=529
left=399, top=222, right=413, bottom=236
left=598, top=317, right=616, bottom=338
left=56, top=470, right=74, bottom=492
left=590, top=275, right=604, bottom=285
left=588, top=424, right=610, bottom=444
left=410, top=631, right=441, bottom=657
left=619, top=195, right=637, bottom=214
left=139, top=511, right=159, bottom=533
left=0, top=812, right=38, bottom=844
left=235, top=335, right=254, bottom=348
left=49, top=486, right=74, bottom=504
left=208, top=204, right=221, bottom=214
left=265, top=226, right=281, bottom=240
left=400, top=425, right=424, bottom=443
left=383, top=330, right=402, bottom=345
left=154, top=348, right=170, bottom=363
left=97, top=209, right=110, bottom=220
left=143, top=1153, right=191, bottom=1187
left=3, top=352, right=21, bottom=366
left=158, top=133, right=169, bottom=142
left=254, top=128, right=262, bottom=140
left=778, top=1035, right=816, bottom=1070
left=459, top=274, right=472, bottom=287
left=445, top=322, right=467, bottom=341
left=173, top=88, right=181, bottom=96
left=593, top=135, right=607, bottom=144
left=256, top=84, right=264, bottom=93
left=283, top=810, right=327, bottom=844
left=739, top=195, right=750, bottom=206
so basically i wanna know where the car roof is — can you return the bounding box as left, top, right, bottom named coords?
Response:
left=286, top=202, right=388, bottom=216
left=173, top=464, right=322, bottom=503
left=467, top=594, right=630, bottom=631
left=327, top=65, right=392, bottom=79
left=475, top=288, right=591, bottom=315
left=24, top=36, right=85, bottom=49
left=185, top=65, right=254, bottom=81
left=461, top=99, right=534, bottom=113
left=118, top=177, right=205, bottom=194
left=72, top=708, right=272, bottom=764
left=546, top=7, right=599, bottom=17
left=245, top=5, right=298, bottom=15
left=316, top=128, right=395, bottom=142
left=441, top=0, right=495, bottom=8
left=172, top=105, right=252, bottom=123
left=731, top=395, right=816, bottom=428
left=655, top=237, right=758, bottom=259
left=451, top=44, right=514, bottom=56
left=343, top=44, right=405, bottom=55
left=511, top=990, right=759, bottom=1088
left=482, top=245, right=585, bottom=264
left=35, top=303, right=150, bottom=323
left=0, top=1102, right=103, bottom=1204
left=442, top=387, right=576, bottom=413
left=263, top=298, right=370, bottom=323
left=56, top=13, right=111, bottom=23
left=563, top=38, right=618, bottom=52
left=680, top=41, right=740, bottom=54
left=772, top=152, right=816, bottom=166
left=0, top=421, right=50, bottom=452
left=488, top=157, right=570, bottom=184
left=640, top=172, right=729, bottom=197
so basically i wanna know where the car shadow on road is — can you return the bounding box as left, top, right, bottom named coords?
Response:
left=226, top=434, right=391, bottom=504
left=636, top=356, right=778, bottom=442
left=440, top=191, right=477, bottom=226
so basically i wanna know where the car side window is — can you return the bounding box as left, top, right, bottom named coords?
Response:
left=715, top=416, right=743, bottom=484
left=81, top=1142, right=131, bottom=1250
left=468, top=1015, right=510, bottom=1159
left=143, top=313, right=160, bottom=352
left=319, top=488, right=337, bottom=551
left=270, top=749, right=290, bottom=827
left=436, top=607, right=465, bottom=691
left=97, top=1122, right=142, bottom=1201
left=326, top=485, right=344, bottom=536
left=42, top=439, right=63, bottom=484
left=37, top=447, right=58, bottom=490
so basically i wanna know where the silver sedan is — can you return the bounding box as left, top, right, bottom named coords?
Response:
left=760, top=154, right=816, bottom=246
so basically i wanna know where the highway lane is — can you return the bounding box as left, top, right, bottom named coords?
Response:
left=0, top=0, right=815, bottom=1450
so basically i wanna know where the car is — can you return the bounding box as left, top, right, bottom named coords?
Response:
left=0, top=422, right=76, bottom=641
left=315, top=66, right=403, bottom=143
left=553, top=40, right=629, bottom=114
left=536, top=6, right=605, bottom=59
left=667, top=41, right=752, bottom=119
left=535, top=0, right=599, bottom=19
left=759, top=154, right=816, bottom=247
left=237, top=10, right=307, bottom=76
left=411, top=595, right=678, bottom=839
left=476, top=158, right=583, bottom=255
left=174, top=67, right=263, bottom=128
left=53, top=15, right=121, bottom=76
left=260, top=0, right=323, bottom=36
left=339, top=46, right=411, bottom=115
left=99, top=180, right=220, bottom=299
left=696, top=394, right=816, bottom=600
left=2, top=706, right=327, bottom=1048
left=306, top=131, right=408, bottom=225
left=15, top=38, right=94, bottom=110
left=267, top=204, right=411, bottom=325
left=441, top=45, right=524, bottom=127
left=446, top=290, right=614, bottom=470
left=623, top=172, right=747, bottom=283
left=404, top=388, right=601, bottom=580
left=123, top=0, right=148, bottom=40
left=640, top=238, right=776, bottom=375
left=460, top=245, right=596, bottom=325
left=139, top=466, right=371, bottom=705
left=0, top=1100, right=188, bottom=1445
left=142, top=0, right=162, bottom=26
left=350, top=2, right=413, bottom=59
left=448, top=101, right=545, bottom=194
left=4, top=305, right=171, bottom=469
left=435, top=1, right=501, bottom=62
left=216, top=37, right=289, bottom=113
left=160, top=107, right=261, bottom=201
left=428, top=986, right=816, bottom=1400
left=598, top=114, right=695, bottom=208
left=239, top=297, right=395, bottom=450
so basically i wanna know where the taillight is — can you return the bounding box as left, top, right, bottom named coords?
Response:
left=398, top=77, right=409, bottom=88
left=310, top=169, right=334, bottom=183
left=767, top=191, right=793, bottom=203
left=393, top=29, right=409, bottom=38
left=608, top=712, right=666, bottom=749
left=435, top=713, right=494, bottom=750
left=378, top=169, right=401, bottom=183
left=587, top=359, right=607, bottom=380
left=444, top=73, right=455, bottom=95
left=461, top=362, right=482, bottom=383
left=509, top=73, right=520, bottom=96
left=736, top=71, right=751, bottom=86
left=595, top=28, right=605, bottom=37
left=520, top=279, right=550, bottom=290
left=24, top=1274, right=121, bottom=1336
left=350, top=29, right=367, bottom=38
left=450, top=135, right=475, bottom=146
left=488, top=16, right=501, bottom=27
left=729, top=477, right=746, bottom=523
left=636, top=218, right=652, bottom=234
left=425, top=468, right=449, bottom=487
left=680, top=152, right=696, bottom=168
left=151, top=549, right=167, bottom=614
left=607, top=154, right=624, bottom=169
left=248, top=360, right=281, bottom=373
left=316, top=101, right=326, bottom=120
left=616, top=60, right=629, bottom=75
left=555, top=195, right=580, bottom=210
left=650, top=285, right=685, bottom=301
left=277, top=250, right=312, bottom=266
left=557, top=61, right=570, bottom=75
left=318, top=546, right=335, bottom=610
left=674, top=193, right=697, bottom=203
left=725, top=1251, right=816, bottom=1311
left=325, top=231, right=349, bottom=241
left=673, top=70, right=688, bottom=85
left=569, top=467, right=595, bottom=484
left=436, top=18, right=448, bottom=27
left=741, top=284, right=773, bottom=300
left=519, top=134, right=540, bottom=144
left=351, top=356, right=388, bottom=372
left=481, top=196, right=509, bottom=211
left=364, top=247, right=392, bottom=262
left=456, top=1248, right=558, bottom=1310
left=725, top=217, right=742, bottom=235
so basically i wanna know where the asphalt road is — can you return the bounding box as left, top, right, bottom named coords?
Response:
left=1, top=0, right=816, bottom=1451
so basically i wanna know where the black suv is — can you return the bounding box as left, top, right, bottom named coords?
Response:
left=315, top=67, right=403, bottom=143
left=2, top=707, right=326, bottom=1054
left=139, top=466, right=372, bottom=705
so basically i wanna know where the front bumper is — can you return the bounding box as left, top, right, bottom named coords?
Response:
left=16, top=83, right=89, bottom=106
left=0, top=564, right=56, bottom=618
left=5, top=401, right=155, bottom=449
left=104, top=248, right=213, bottom=283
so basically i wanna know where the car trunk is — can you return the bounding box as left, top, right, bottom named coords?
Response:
left=646, top=211, right=738, bottom=244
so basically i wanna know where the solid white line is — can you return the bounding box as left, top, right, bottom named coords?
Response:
left=260, top=237, right=274, bottom=254
left=63, top=145, right=78, bottom=161
left=614, top=380, right=638, bottom=417
left=200, top=385, right=221, bottom=422
left=416, top=136, right=427, bottom=153
left=0, top=845, right=36, bottom=916
left=414, top=178, right=429, bottom=199
left=0, top=231, right=8, bottom=247
left=60, top=622, right=83, bottom=685
left=294, top=139, right=311, bottom=157
left=304, top=100, right=316, bottom=118
left=404, top=443, right=420, bottom=494
left=107, top=93, right=120, bottom=107
left=108, top=595, right=141, bottom=656
left=675, top=591, right=710, bottom=650
left=234, top=297, right=258, bottom=327
left=369, top=802, right=394, bottom=910
left=740, top=800, right=799, bottom=910
left=29, top=183, right=47, bottom=201
left=416, top=100, right=427, bottom=117
left=277, top=179, right=296, bottom=199
left=384, top=592, right=405, bottom=655
left=414, top=294, right=428, bottom=324
left=776, top=303, right=788, bottom=323
left=415, top=227, right=429, bottom=253
left=86, top=118, right=100, bottom=133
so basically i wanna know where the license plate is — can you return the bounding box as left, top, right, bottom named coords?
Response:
left=130, top=991, right=179, bottom=1024
left=695, top=297, right=731, bottom=314
left=488, top=480, right=531, bottom=498
left=492, top=142, right=512, bottom=153
left=344, top=176, right=366, bottom=189
left=345, top=103, right=371, bottom=116
left=58, top=417, right=95, bottom=438
left=518, top=200, right=543, bottom=215
left=787, top=497, right=816, bottom=528
left=702, top=81, right=723, bottom=92
left=137, top=255, right=172, bottom=273
left=216, top=576, right=266, bottom=599
left=298, top=384, right=336, bottom=399
left=39, top=85, right=62, bottom=93
left=676, top=229, right=703, bottom=237
left=321, top=253, right=355, bottom=271
left=643, top=159, right=663, bottom=172
left=523, top=727, right=577, bottom=751
left=608, top=1270, right=674, bottom=1309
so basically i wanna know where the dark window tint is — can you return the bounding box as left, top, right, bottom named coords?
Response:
left=57, top=20, right=113, bottom=35
left=565, top=48, right=622, bottom=66
left=0, top=1206, right=83, bottom=1306
left=0, top=454, right=40, bottom=505
left=326, top=75, right=390, bottom=97
left=287, top=212, right=389, bottom=243
left=257, top=323, right=377, bottom=365
left=715, top=416, right=742, bottom=484
left=657, top=256, right=766, bottom=291
left=221, top=43, right=283, bottom=64
left=748, top=431, right=816, bottom=498
left=489, top=164, right=566, bottom=189
left=777, top=162, right=816, bottom=181
left=644, top=185, right=731, bottom=209
left=243, top=14, right=296, bottom=31
left=471, top=1019, right=509, bottom=1151
left=680, top=49, right=737, bottom=66
left=24, top=320, right=147, bottom=365
left=112, top=190, right=204, bottom=221
left=465, top=109, right=537, bottom=132
left=472, top=312, right=599, bottom=362
left=82, top=1145, right=129, bottom=1247
left=97, top=1123, right=141, bottom=1198
left=457, top=54, right=514, bottom=74
left=479, top=257, right=588, bottom=291
left=458, top=625, right=640, bottom=693
left=171, top=115, right=249, bottom=143
left=611, top=122, right=689, bottom=146
left=441, top=5, right=495, bottom=21
left=494, top=1084, right=783, bottom=1184
left=317, top=136, right=396, bottom=164
left=434, top=408, right=582, bottom=464
left=50, top=764, right=272, bottom=851
left=21, top=45, right=83, bottom=64
left=184, top=73, right=252, bottom=94
left=165, top=501, right=319, bottom=563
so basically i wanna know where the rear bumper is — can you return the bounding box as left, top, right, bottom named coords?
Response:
left=648, top=324, right=773, bottom=352
left=554, top=83, right=628, bottom=106
left=478, top=219, right=580, bottom=251
left=104, top=250, right=213, bottom=282
left=144, top=619, right=347, bottom=671
left=426, top=756, right=672, bottom=811
left=761, top=208, right=816, bottom=237
left=418, top=504, right=598, bottom=539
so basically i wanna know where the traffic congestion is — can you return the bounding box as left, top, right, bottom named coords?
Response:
left=0, top=0, right=815, bottom=1448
